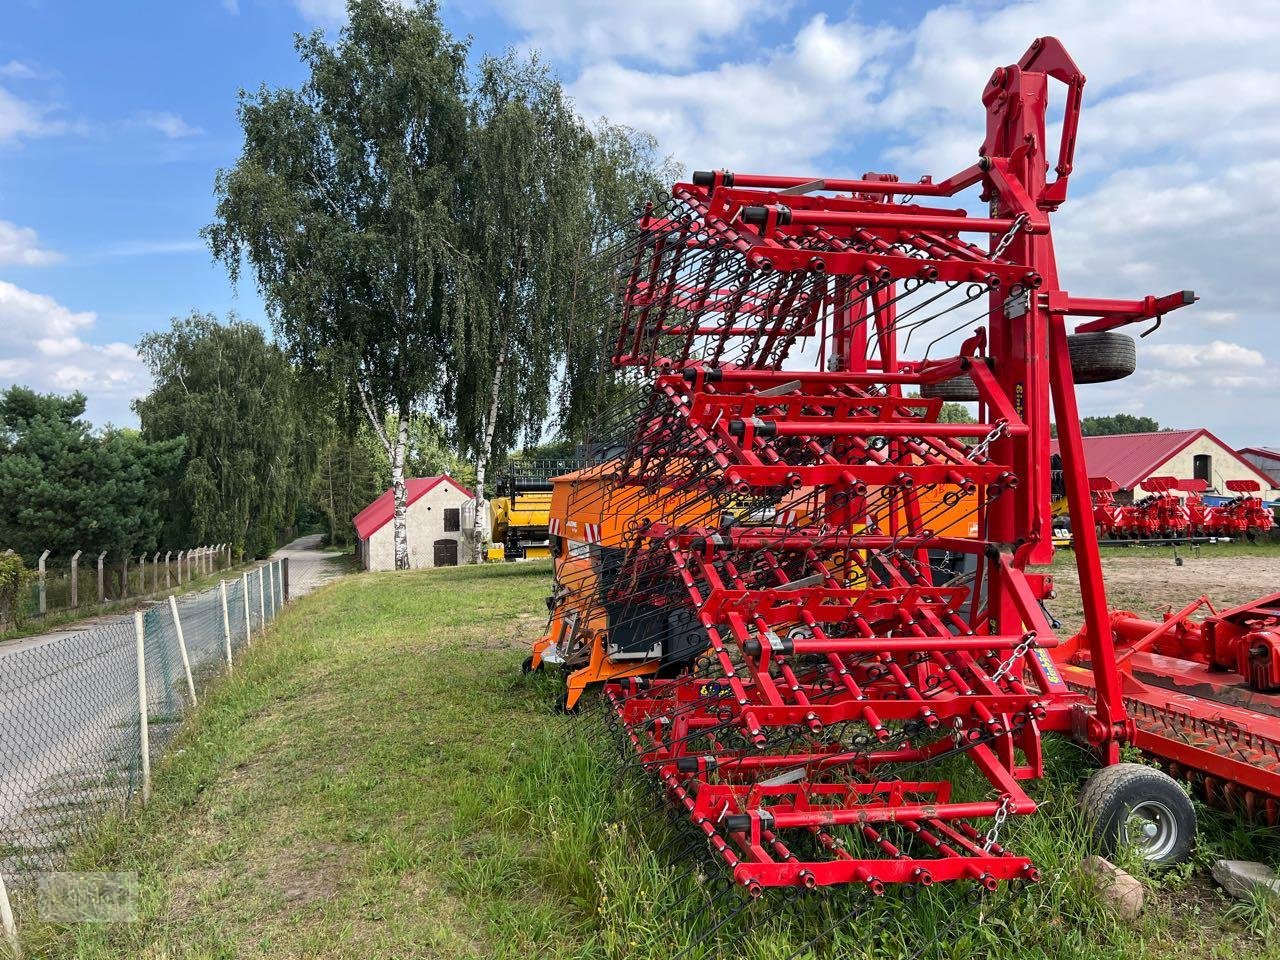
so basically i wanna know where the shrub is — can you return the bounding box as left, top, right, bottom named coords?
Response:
left=0, top=552, right=36, bottom=628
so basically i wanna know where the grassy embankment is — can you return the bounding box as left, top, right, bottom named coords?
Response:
left=18, top=560, right=1279, bottom=959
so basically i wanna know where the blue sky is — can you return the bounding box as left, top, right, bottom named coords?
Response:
left=2, top=0, right=1278, bottom=446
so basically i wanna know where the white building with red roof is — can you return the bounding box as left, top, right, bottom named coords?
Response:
left=352, top=475, right=476, bottom=571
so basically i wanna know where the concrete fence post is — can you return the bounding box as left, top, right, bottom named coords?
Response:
left=282, top=556, right=290, bottom=602
left=266, top=561, right=276, bottom=620
left=258, top=565, right=265, bottom=627
left=167, top=595, right=197, bottom=708
left=138, top=553, right=146, bottom=595
left=152, top=551, right=161, bottom=591
left=241, top=571, right=252, bottom=646
left=97, top=550, right=107, bottom=604
left=135, top=611, right=151, bottom=804
left=0, top=866, right=19, bottom=959
left=164, top=551, right=172, bottom=589
left=204, top=546, right=211, bottom=576
left=176, top=551, right=185, bottom=586
left=219, top=580, right=233, bottom=672
left=225, top=543, right=232, bottom=568
left=70, top=549, right=82, bottom=609
left=38, top=548, right=49, bottom=616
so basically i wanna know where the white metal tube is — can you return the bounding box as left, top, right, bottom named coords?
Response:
left=0, top=867, right=19, bottom=959
left=135, top=611, right=151, bottom=804
left=241, top=571, right=252, bottom=646
left=219, top=579, right=233, bottom=672
left=167, top=595, right=197, bottom=708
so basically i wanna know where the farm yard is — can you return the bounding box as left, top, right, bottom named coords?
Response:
left=12, top=549, right=1280, bottom=960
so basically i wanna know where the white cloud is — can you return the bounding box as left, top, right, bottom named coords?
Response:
left=0, top=61, right=36, bottom=80
left=0, top=281, right=150, bottom=426
left=0, top=86, right=51, bottom=143
left=136, top=111, right=202, bottom=139
left=571, top=14, right=901, bottom=171
left=1145, top=340, right=1266, bottom=370
left=291, top=0, right=353, bottom=24
left=0, top=220, right=62, bottom=266
left=101, top=238, right=204, bottom=258
left=490, top=0, right=783, bottom=69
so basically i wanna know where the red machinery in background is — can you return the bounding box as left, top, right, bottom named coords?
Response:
left=1211, top=480, right=1275, bottom=538
left=533, top=36, right=1280, bottom=901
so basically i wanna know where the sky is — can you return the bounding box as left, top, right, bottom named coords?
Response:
left=1, top=0, right=1278, bottom=447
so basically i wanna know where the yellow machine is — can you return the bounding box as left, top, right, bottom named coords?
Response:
left=490, top=486, right=553, bottom=560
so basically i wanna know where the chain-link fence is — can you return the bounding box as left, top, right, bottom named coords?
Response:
left=0, top=559, right=287, bottom=888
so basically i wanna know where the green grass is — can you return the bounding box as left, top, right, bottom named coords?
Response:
left=14, top=563, right=1278, bottom=959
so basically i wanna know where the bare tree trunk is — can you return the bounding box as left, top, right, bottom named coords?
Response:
left=358, top=384, right=412, bottom=571
left=390, top=411, right=410, bottom=570
left=471, top=340, right=509, bottom=564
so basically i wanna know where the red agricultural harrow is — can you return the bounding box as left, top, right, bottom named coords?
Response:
left=529, top=36, right=1280, bottom=910
left=1089, top=475, right=1275, bottom=540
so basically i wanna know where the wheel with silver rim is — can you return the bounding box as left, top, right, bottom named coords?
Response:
left=1080, top=762, right=1195, bottom=866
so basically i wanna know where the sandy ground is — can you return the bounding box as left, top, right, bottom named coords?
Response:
left=1048, top=548, right=1280, bottom=635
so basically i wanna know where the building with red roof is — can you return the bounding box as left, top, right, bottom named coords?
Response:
left=353, top=475, right=476, bottom=571
left=1050, top=429, right=1277, bottom=501
left=1238, top=447, right=1280, bottom=488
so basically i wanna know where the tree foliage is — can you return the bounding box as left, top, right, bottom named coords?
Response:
left=0, top=387, right=183, bottom=563
left=1080, top=414, right=1163, bottom=436
left=311, top=425, right=383, bottom=548
left=134, top=313, right=321, bottom=558
left=207, top=0, right=472, bottom=569
left=207, top=0, right=673, bottom=565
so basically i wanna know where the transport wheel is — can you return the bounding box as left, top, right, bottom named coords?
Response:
left=521, top=655, right=541, bottom=674
left=920, top=376, right=980, bottom=402
left=1079, top=763, right=1195, bottom=865
left=555, top=692, right=581, bottom=715
left=1067, top=332, right=1137, bottom=384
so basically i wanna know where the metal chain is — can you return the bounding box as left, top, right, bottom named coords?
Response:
left=983, top=795, right=1012, bottom=852
left=990, top=213, right=1029, bottom=261
left=966, top=419, right=1008, bottom=462
left=991, top=632, right=1037, bottom=683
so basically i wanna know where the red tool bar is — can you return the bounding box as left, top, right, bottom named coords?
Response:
left=692, top=165, right=985, bottom=197
left=732, top=418, right=1025, bottom=439
left=743, top=205, right=1046, bottom=236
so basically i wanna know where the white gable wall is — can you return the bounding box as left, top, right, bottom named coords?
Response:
left=363, top=483, right=474, bottom=571
left=1153, top=435, right=1279, bottom=498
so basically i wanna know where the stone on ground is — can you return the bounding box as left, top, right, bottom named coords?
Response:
left=1082, top=855, right=1144, bottom=920
left=1211, top=860, right=1280, bottom=901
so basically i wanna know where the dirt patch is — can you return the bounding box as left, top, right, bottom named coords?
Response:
left=1049, top=550, right=1280, bottom=635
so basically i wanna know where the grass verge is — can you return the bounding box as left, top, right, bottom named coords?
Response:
left=15, top=562, right=1278, bottom=959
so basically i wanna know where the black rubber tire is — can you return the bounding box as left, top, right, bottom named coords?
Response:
left=521, top=655, right=539, bottom=674
left=554, top=693, right=580, bottom=715
left=920, top=376, right=980, bottom=402
left=1067, top=332, right=1137, bottom=384
left=1079, top=762, right=1195, bottom=866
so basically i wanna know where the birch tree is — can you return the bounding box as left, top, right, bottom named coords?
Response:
left=206, top=0, right=470, bottom=569
left=449, top=54, right=673, bottom=560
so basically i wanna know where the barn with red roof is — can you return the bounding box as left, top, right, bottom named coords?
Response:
left=353, top=475, right=476, bottom=571
left=1050, top=429, right=1277, bottom=502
